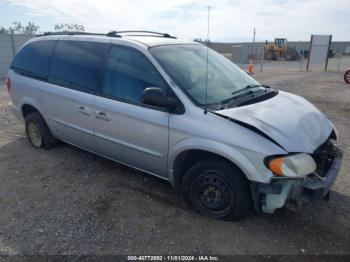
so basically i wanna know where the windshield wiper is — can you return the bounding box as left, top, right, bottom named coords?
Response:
left=231, top=84, right=262, bottom=97
left=220, top=84, right=271, bottom=109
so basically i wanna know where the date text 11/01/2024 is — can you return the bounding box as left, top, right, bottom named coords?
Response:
left=127, top=255, right=220, bottom=261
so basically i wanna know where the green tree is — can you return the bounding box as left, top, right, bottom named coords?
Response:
left=23, top=22, right=40, bottom=34
left=8, top=21, right=23, bottom=34
left=0, top=21, right=39, bottom=34
left=0, top=27, right=9, bottom=34
left=54, top=23, right=85, bottom=32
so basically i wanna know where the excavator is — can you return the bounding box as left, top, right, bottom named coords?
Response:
left=264, top=38, right=298, bottom=61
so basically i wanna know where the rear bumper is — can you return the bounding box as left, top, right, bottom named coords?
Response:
left=252, top=148, right=343, bottom=214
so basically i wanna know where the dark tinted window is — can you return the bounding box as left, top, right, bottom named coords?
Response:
left=103, top=45, right=168, bottom=103
left=49, top=41, right=109, bottom=92
left=11, top=40, right=56, bottom=80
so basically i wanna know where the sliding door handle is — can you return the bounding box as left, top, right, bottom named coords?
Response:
left=95, top=111, right=111, bottom=121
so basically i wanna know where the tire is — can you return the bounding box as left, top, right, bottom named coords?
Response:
left=264, top=50, right=275, bottom=60
left=25, top=112, right=58, bottom=149
left=283, top=50, right=295, bottom=61
left=181, top=159, right=252, bottom=221
left=344, top=69, right=350, bottom=84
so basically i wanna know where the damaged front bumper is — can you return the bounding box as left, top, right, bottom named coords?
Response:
left=251, top=144, right=343, bottom=214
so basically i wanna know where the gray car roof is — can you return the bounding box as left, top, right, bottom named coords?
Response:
left=31, top=34, right=199, bottom=47
left=123, top=36, right=198, bottom=47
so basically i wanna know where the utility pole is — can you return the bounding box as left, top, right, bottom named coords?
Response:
left=252, top=27, right=256, bottom=45
left=204, top=5, right=210, bottom=115
left=251, top=28, right=256, bottom=59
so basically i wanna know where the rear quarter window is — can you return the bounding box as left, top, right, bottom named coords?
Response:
left=10, top=40, right=56, bottom=80
left=48, top=41, right=109, bottom=92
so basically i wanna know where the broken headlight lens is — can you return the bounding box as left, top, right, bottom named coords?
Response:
left=266, top=153, right=316, bottom=177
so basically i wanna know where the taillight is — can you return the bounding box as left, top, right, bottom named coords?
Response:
left=5, top=77, right=11, bottom=92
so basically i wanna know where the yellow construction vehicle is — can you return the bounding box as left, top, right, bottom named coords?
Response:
left=264, top=38, right=297, bottom=61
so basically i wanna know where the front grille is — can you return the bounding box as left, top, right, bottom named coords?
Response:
left=312, top=139, right=338, bottom=177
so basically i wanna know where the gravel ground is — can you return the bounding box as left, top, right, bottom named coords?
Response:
left=0, top=69, right=349, bottom=256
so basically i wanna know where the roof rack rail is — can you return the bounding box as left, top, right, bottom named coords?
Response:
left=37, top=30, right=176, bottom=39
left=106, top=31, right=118, bottom=37
left=38, top=31, right=121, bottom=38
left=111, top=30, right=177, bottom=39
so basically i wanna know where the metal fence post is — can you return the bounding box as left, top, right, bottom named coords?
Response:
left=337, top=47, right=343, bottom=72
left=260, top=48, right=264, bottom=73
left=241, top=46, right=245, bottom=69
left=299, top=50, right=304, bottom=72
left=10, top=34, right=16, bottom=59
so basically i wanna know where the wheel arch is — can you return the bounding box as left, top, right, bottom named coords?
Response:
left=22, top=104, right=40, bottom=118
left=20, top=100, right=55, bottom=138
left=168, top=138, right=265, bottom=190
left=20, top=97, right=45, bottom=119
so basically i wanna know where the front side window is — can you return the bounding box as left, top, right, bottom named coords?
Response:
left=49, top=41, right=109, bottom=92
left=11, top=40, right=56, bottom=80
left=103, top=45, right=168, bottom=103
left=150, top=44, right=260, bottom=106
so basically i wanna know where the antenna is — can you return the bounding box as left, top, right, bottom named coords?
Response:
left=204, top=5, right=210, bottom=115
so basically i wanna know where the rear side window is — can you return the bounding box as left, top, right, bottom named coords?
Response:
left=49, top=41, right=109, bottom=92
left=102, top=45, right=168, bottom=103
left=11, top=40, right=56, bottom=80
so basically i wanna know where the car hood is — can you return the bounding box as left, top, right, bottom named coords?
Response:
left=215, top=91, right=333, bottom=153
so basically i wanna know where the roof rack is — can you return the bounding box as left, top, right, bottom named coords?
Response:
left=37, top=30, right=176, bottom=39
left=108, top=30, right=177, bottom=39
left=38, top=31, right=121, bottom=38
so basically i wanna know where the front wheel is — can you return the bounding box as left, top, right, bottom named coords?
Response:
left=181, top=159, right=252, bottom=221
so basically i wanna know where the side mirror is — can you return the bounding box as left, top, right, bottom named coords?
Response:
left=141, top=87, right=177, bottom=109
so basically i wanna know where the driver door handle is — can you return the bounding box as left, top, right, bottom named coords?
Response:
left=76, top=106, right=91, bottom=116
left=95, top=111, right=111, bottom=121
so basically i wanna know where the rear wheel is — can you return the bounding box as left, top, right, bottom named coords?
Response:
left=25, top=112, right=58, bottom=149
left=181, top=159, right=251, bottom=221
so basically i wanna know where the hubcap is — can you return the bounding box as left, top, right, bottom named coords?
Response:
left=192, top=173, right=233, bottom=214
left=27, top=122, right=42, bottom=147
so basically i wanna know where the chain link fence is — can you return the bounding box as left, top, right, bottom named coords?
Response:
left=326, top=47, right=350, bottom=73
left=0, top=34, right=34, bottom=79
left=212, top=41, right=350, bottom=74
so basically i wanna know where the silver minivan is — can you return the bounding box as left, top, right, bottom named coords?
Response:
left=6, top=31, right=343, bottom=220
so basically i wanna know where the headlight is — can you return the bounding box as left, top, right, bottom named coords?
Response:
left=266, top=153, right=316, bottom=177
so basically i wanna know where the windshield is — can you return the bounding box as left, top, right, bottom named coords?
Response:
left=150, top=44, right=260, bottom=105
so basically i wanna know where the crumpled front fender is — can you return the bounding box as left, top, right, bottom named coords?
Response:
left=168, top=137, right=274, bottom=186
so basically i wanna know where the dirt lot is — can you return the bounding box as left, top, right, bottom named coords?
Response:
left=0, top=69, right=349, bottom=256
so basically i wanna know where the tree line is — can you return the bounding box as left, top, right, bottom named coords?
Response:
left=0, top=22, right=85, bottom=35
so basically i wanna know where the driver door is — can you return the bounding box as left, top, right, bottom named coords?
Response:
left=93, top=45, right=170, bottom=177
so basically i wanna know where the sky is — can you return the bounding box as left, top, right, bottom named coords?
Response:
left=0, top=0, right=349, bottom=42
